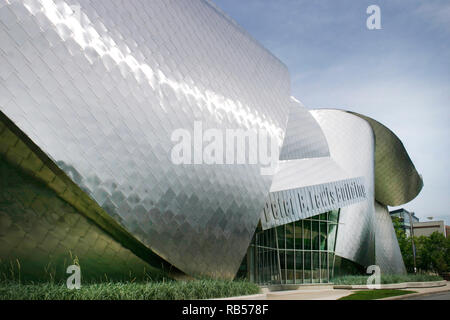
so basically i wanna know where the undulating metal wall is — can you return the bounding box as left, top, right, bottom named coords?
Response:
left=279, top=98, right=330, bottom=161
left=0, top=0, right=291, bottom=278
left=310, top=110, right=377, bottom=268
left=374, top=201, right=407, bottom=274
left=348, top=112, right=423, bottom=207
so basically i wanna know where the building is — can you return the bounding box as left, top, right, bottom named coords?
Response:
left=0, top=0, right=423, bottom=283
left=412, top=221, right=446, bottom=238
left=390, top=208, right=419, bottom=236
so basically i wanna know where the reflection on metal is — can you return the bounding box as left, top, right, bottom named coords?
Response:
left=264, top=99, right=367, bottom=230
left=374, top=201, right=407, bottom=274
left=0, top=0, right=422, bottom=280
left=310, top=110, right=377, bottom=269
left=0, top=0, right=290, bottom=279
left=0, top=114, right=167, bottom=281
left=310, top=109, right=421, bottom=274
left=279, top=98, right=330, bottom=160
left=348, top=112, right=423, bottom=206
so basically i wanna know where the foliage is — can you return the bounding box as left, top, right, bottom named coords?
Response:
left=392, top=217, right=450, bottom=273
left=332, top=273, right=442, bottom=285
left=339, top=289, right=416, bottom=300
left=0, top=279, right=260, bottom=300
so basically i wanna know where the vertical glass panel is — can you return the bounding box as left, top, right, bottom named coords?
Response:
left=319, top=212, right=328, bottom=221
left=321, top=252, right=328, bottom=283
left=285, top=251, right=294, bottom=284
left=294, top=220, right=303, bottom=250
left=328, top=223, right=338, bottom=252
left=304, top=252, right=312, bottom=283
left=328, top=210, right=339, bottom=223
left=279, top=249, right=285, bottom=283
left=329, top=253, right=335, bottom=280
left=312, top=220, right=320, bottom=250
left=295, top=251, right=303, bottom=284
left=285, top=223, right=295, bottom=250
left=312, top=252, right=320, bottom=283
left=276, top=225, right=285, bottom=250
left=320, top=221, right=327, bottom=251
left=303, top=220, right=312, bottom=250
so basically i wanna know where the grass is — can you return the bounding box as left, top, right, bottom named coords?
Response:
left=339, top=289, right=417, bottom=300
left=0, top=279, right=260, bottom=300
left=332, top=273, right=443, bottom=285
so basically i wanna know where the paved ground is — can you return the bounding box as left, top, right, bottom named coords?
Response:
left=396, top=291, right=450, bottom=300
left=219, top=282, right=450, bottom=300
left=266, top=288, right=352, bottom=300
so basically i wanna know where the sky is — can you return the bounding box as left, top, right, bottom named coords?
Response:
left=214, top=0, right=450, bottom=224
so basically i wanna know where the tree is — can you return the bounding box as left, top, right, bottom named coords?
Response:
left=391, top=217, right=450, bottom=273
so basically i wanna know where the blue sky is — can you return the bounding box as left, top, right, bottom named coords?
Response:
left=214, top=0, right=450, bottom=224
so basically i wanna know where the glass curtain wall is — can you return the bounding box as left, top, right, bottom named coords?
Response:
left=248, top=210, right=340, bottom=285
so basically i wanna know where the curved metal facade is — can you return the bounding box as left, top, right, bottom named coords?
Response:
left=374, top=201, right=407, bottom=274
left=310, top=110, right=376, bottom=268
left=0, top=0, right=421, bottom=280
left=348, top=112, right=423, bottom=206
left=279, top=98, right=330, bottom=161
left=0, top=0, right=290, bottom=279
left=310, top=109, right=417, bottom=274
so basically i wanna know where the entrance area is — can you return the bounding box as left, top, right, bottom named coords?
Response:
left=244, top=210, right=340, bottom=285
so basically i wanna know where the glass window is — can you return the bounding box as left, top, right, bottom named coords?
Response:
left=295, top=251, right=303, bottom=284
left=294, top=220, right=303, bottom=250
left=285, top=251, right=294, bottom=284
left=312, top=220, right=320, bottom=250
left=304, top=252, right=311, bottom=283
left=321, top=253, right=328, bottom=283
left=320, top=221, right=327, bottom=251
left=328, top=210, right=339, bottom=223
left=285, top=223, right=295, bottom=250
left=312, top=252, right=320, bottom=283
left=276, top=225, right=285, bottom=250
left=328, top=223, right=338, bottom=252
left=303, top=220, right=312, bottom=250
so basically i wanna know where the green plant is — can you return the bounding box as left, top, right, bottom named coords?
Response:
left=0, top=279, right=260, bottom=300
left=332, top=273, right=442, bottom=285
left=339, top=289, right=416, bottom=300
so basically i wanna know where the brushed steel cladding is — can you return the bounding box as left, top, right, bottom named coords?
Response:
left=0, top=112, right=173, bottom=279
left=263, top=97, right=369, bottom=229
left=279, top=97, right=330, bottom=160
left=348, top=112, right=423, bottom=207
left=374, top=201, right=407, bottom=274
left=0, top=0, right=291, bottom=278
left=0, top=155, right=156, bottom=282
left=310, top=110, right=376, bottom=268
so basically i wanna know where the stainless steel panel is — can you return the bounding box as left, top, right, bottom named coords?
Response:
left=348, top=112, right=423, bottom=206
left=374, top=201, right=407, bottom=274
left=311, top=110, right=376, bottom=268
left=0, top=0, right=291, bottom=278
left=279, top=97, right=330, bottom=160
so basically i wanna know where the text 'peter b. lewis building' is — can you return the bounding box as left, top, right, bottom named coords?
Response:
left=0, top=0, right=423, bottom=284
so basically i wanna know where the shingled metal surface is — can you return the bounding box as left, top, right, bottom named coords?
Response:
left=0, top=115, right=164, bottom=281
left=311, top=109, right=376, bottom=268
left=348, top=112, right=423, bottom=207
left=278, top=97, right=330, bottom=161
left=374, top=201, right=407, bottom=274
left=0, top=0, right=291, bottom=278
